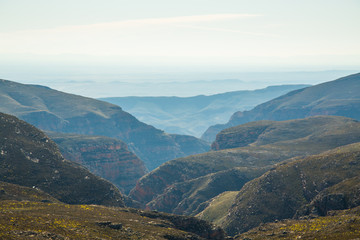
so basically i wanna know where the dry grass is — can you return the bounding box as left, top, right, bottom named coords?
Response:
left=0, top=200, right=210, bottom=239
left=237, top=206, right=360, bottom=240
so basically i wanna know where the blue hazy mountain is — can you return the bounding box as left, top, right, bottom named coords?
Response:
left=100, top=84, right=309, bottom=137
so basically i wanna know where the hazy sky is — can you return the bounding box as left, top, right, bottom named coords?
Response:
left=0, top=0, right=359, bottom=86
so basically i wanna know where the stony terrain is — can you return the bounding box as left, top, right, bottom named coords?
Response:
left=0, top=200, right=226, bottom=240
left=0, top=112, right=125, bottom=206
left=235, top=206, right=360, bottom=240
left=0, top=181, right=59, bottom=203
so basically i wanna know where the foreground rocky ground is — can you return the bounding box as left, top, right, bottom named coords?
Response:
left=235, top=206, right=360, bottom=240
left=0, top=200, right=225, bottom=240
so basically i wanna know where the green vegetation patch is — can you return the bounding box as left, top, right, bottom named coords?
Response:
left=196, top=191, right=239, bottom=226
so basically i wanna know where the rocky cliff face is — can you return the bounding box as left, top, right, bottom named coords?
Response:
left=0, top=79, right=209, bottom=170
left=0, top=112, right=125, bottom=207
left=48, top=132, right=147, bottom=194
left=203, top=72, right=360, bottom=142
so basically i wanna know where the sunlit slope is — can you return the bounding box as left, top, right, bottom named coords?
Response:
left=203, top=72, right=360, bottom=142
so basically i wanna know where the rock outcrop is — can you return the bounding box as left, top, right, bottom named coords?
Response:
left=48, top=132, right=147, bottom=194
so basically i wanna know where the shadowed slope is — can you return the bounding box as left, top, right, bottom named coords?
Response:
left=0, top=112, right=124, bottom=206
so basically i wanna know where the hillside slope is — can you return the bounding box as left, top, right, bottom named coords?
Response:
left=203, top=73, right=360, bottom=142
left=221, top=142, right=360, bottom=235
left=236, top=206, right=360, bottom=240
left=0, top=112, right=124, bottom=206
left=0, top=181, right=60, bottom=203
left=47, top=132, right=147, bottom=194
left=0, top=79, right=209, bottom=170
left=101, top=85, right=308, bottom=137
left=212, top=116, right=359, bottom=151
left=129, top=116, right=360, bottom=215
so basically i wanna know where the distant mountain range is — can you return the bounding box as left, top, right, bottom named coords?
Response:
left=203, top=72, right=360, bottom=142
left=0, top=79, right=209, bottom=170
left=100, top=85, right=309, bottom=137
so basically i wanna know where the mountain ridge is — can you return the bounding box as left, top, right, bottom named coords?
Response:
left=101, top=84, right=309, bottom=137
left=0, top=79, right=209, bottom=170
left=202, top=73, right=360, bottom=142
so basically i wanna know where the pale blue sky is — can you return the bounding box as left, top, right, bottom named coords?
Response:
left=0, top=0, right=359, bottom=87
